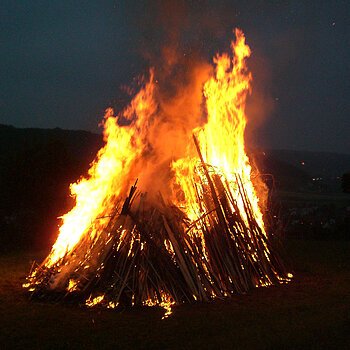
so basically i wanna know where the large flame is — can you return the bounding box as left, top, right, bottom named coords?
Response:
left=24, top=29, right=293, bottom=318
left=173, top=29, right=264, bottom=228
left=46, top=72, right=157, bottom=266
left=40, top=29, right=269, bottom=283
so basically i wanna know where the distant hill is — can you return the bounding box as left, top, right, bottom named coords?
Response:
left=0, top=124, right=103, bottom=250
left=0, top=124, right=348, bottom=250
left=0, top=124, right=102, bottom=167
left=257, top=149, right=350, bottom=192
left=266, top=149, right=350, bottom=179
left=251, top=150, right=310, bottom=191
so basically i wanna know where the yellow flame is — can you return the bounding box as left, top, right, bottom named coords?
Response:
left=44, top=30, right=265, bottom=270
left=44, top=72, right=157, bottom=267
left=173, top=29, right=265, bottom=231
left=27, top=29, right=288, bottom=309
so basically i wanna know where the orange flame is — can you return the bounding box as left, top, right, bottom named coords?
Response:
left=45, top=72, right=157, bottom=266
left=172, top=29, right=265, bottom=230
left=41, top=29, right=267, bottom=280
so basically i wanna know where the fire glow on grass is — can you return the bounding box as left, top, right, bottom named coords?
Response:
left=24, top=29, right=292, bottom=318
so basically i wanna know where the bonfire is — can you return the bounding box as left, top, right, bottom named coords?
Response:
left=24, top=29, right=292, bottom=317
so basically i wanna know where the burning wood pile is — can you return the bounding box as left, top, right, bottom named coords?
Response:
left=23, top=29, right=292, bottom=316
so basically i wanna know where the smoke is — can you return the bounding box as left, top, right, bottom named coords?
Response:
left=111, top=1, right=276, bottom=201
left=113, top=1, right=220, bottom=200
left=118, top=54, right=211, bottom=201
left=245, top=51, right=276, bottom=150
left=141, top=61, right=211, bottom=199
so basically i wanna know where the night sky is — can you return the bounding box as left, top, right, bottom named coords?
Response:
left=1, top=1, right=349, bottom=153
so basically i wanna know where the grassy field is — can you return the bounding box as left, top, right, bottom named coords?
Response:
left=1, top=239, right=350, bottom=349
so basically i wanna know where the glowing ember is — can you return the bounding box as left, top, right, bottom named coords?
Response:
left=67, top=279, right=78, bottom=292
left=24, top=29, right=292, bottom=316
left=159, top=299, right=175, bottom=320
left=143, top=293, right=175, bottom=319
left=86, top=294, right=105, bottom=308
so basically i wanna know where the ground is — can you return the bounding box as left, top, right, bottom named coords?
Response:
left=0, top=239, right=349, bottom=349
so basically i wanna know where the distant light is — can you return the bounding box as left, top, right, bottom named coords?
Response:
left=301, top=161, right=305, bottom=166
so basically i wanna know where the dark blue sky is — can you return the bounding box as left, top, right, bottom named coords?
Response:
left=1, top=1, right=349, bottom=153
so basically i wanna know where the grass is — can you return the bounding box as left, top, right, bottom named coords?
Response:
left=1, top=239, right=350, bottom=349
